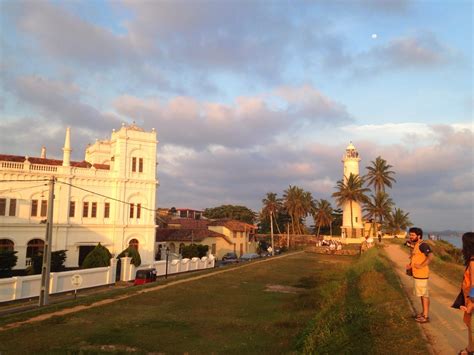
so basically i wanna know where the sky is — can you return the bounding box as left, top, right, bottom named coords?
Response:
left=0, top=0, right=472, bottom=232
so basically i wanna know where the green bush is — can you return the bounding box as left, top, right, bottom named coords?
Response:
left=82, top=243, right=112, bottom=269
left=181, top=244, right=209, bottom=259
left=0, top=250, right=18, bottom=278
left=117, top=247, right=141, bottom=267
left=51, top=250, right=67, bottom=272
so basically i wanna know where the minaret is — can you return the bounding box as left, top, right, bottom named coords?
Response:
left=341, top=142, right=363, bottom=238
left=62, top=127, right=72, bottom=167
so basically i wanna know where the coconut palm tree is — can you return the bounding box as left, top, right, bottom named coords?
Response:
left=385, top=208, right=413, bottom=235
left=363, top=191, right=394, bottom=238
left=332, top=173, right=370, bottom=238
left=365, top=156, right=396, bottom=194
left=283, top=185, right=309, bottom=235
left=262, top=192, right=283, bottom=255
left=313, top=199, right=334, bottom=237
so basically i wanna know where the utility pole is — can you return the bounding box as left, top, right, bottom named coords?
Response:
left=39, top=177, right=55, bottom=306
left=287, top=223, right=290, bottom=249
left=270, top=210, right=274, bottom=256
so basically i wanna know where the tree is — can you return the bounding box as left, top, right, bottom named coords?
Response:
left=0, top=250, right=18, bottom=278
left=117, top=246, right=141, bottom=267
left=51, top=250, right=67, bottom=272
left=283, top=185, right=312, bottom=235
left=181, top=244, right=209, bottom=258
left=385, top=208, right=413, bottom=235
left=332, top=173, right=370, bottom=238
left=83, top=243, right=112, bottom=269
left=203, top=205, right=256, bottom=224
left=363, top=192, right=394, bottom=238
left=365, top=156, right=396, bottom=194
left=313, top=199, right=334, bottom=237
left=262, top=192, right=283, bottom=255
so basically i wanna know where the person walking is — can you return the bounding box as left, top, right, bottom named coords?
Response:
left=406, top=227, right=434, bottom=323
left=459, top=232, right=474, bottom=355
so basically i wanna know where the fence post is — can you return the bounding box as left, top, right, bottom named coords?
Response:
left=109, top=258, right=117, bottom=284
left=120, top=257, right=132, bottom=281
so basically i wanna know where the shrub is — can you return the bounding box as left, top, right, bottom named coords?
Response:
left=117, top=247, right=141, bottom=267
left=0, top=250, right=18, bottom=278
left=82, top=243, right=112, bottom=269
left=51, top=250, right=67, bottom=272
left=197, top=244, right=209, bottom=258
left=180, top=244, right=208, bottom=258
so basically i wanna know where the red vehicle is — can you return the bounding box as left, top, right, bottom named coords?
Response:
left=133, top=268, right=157, bottom=286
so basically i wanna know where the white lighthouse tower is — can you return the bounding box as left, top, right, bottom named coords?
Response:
left=341, top=142, right=364, bottom=238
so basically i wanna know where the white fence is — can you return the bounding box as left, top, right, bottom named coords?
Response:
left=0, top=258, right=117, bottom=303
left=0, top=255, right=216, bottom=303
left=120, top=255, right=216, bottom=282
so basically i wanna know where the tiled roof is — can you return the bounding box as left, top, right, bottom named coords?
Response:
left=156, top=228, right=230, bottom=243
left=166, top=218, right=210, bottom=229
left=208, top=219, right=257, bottom=232
left=0, top=154, right=110, bottom=170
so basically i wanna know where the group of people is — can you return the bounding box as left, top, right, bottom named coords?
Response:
left=405, top=227, right=474, bottom=355
left=315, top=239, right=343, bottom=252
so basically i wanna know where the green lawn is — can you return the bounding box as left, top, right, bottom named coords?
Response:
left=0, top=251, right=429, bottom=354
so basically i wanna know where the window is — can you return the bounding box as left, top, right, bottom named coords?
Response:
left=355, top=217, right=358, bottom=223
left=129, top=203, right=134, bottom=218
left=0, top=198, right=5, bottom=216
left=0, top=239, right=14, bottom=251
left=69, top=201, right=75, bottom=217
left=31, top=200, right=38, bottom=216
left=211, top=243, right=216, bottom=255
left=138, top=158, right=143, bottom=172
left=91, top=202, right=97, bottom=218
left=136, top=203, right=141, bottom=219
left=26, top=239, right=44, bottom=258
left=179, top=243, right=185, bottom=254
left=8, top=199, right=16, bottom=216
left=132, top=157, right=137, bottom=172
left=83, top=202, right=89, bottom=217
left=104, top=202, right=110, bottom=218
left=40, top=200, right=47, bottom=217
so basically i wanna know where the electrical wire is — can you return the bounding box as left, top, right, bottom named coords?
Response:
left=0, top=179, right=50, bottom=182
left=0, top=183, right=48, bottom=194
left=56, top=180, right=156, bottom=212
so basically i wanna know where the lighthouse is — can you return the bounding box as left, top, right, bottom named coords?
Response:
left=341, top=142, right=364, bottom=238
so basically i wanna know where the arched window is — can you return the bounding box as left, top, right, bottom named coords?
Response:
left=179, top=243, right=185, bottom=254
left=129, top=238, right=139, bottom=250
left=26, top=239, right=44, bottom=258
left=0, top=239, right=14, bottom=251
left=169, top=243, right=176, bottom=253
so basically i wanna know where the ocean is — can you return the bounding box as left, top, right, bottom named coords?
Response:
left=438, top=235, right=462, bottom=249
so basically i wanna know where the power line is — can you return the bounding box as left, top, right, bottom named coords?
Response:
left=0, top=179, right=50, bottom=183
left=0, top=183, right=48, bottom=194
left=57, top=181, right=156, bottom=212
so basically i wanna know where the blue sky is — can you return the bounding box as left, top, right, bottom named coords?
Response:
left=0, top=0, right=472, bottom=232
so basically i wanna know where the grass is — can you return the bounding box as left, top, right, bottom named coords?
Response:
left=296, top=247, right=428, bottom=354
left=0, top=250, right=429, bottom=354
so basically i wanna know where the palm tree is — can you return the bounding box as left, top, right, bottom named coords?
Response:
left=363, top=191, right=394, bottom=238
left=385, top=208, right=413, bottom=236
left=365, top=156, right=396, bottom=194
left=332, top=173, right=370, bottom=238
left=283, top=185, right=309, bottom=235
left=262, top=192, right=283, bottom=255
left=313, top=199, right=334, bottom=237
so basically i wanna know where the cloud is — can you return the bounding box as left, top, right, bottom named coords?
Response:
left=12, top=75, right=121, bottom=131
left=113, top=84, right=351, bottom=149
left=9, top=1, right=131, bottom=68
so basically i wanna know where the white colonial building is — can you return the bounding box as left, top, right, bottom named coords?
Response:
left=0, top=123, right=158, bottom=269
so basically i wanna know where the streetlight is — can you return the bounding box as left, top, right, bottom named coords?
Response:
left=165, top=247, right=170, bottom=279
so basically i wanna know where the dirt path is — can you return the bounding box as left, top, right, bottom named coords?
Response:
left=0, top=251, right=304, bottom=332
left=384, top=243, right=465, bottom=354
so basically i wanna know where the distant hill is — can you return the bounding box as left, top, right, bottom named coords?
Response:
left=427, top=230, right=462, bottom=237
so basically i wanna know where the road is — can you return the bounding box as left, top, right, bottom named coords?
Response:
left=384, top=243, right=465, bottom=354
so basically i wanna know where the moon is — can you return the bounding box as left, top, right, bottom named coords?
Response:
left=371, top=33, right=378, bottom=39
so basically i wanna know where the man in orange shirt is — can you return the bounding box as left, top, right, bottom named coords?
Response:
left=406, top=227, right=434, bottom=323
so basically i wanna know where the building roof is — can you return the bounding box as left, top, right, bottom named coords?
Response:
left=0, top=154, right=110, bottom=170
left=156, top=228, right=231, bottom=243
left=166, top=218, right=210, bottom=229
left=208, top=219, right=257, bottom=232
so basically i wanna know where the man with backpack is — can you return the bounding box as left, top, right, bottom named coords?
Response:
left=406, top=227, right=434, bottom=323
